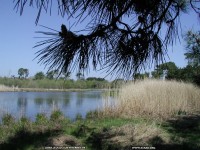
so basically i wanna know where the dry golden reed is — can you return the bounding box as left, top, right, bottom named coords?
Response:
left=102, top=79, right=200, bottom=120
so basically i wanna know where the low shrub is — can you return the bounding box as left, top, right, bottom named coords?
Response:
left=35, top=113, right=48, bottom=124
left=50, top=110, right=64, bottom=122
left=2, top=114, right=15, bottom=126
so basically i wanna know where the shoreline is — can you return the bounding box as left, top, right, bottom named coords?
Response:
left=0, top=86, right=108, bottom=92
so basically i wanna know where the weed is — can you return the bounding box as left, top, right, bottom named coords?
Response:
left=86, top=110, right=99, bottom=119
left=2, top=114, right=15, bottom=126
left=75, top=113, right=83, bottom=121
left=35, top=113, right=48, bottom=124
left=50, top=110, right=64, bottom=122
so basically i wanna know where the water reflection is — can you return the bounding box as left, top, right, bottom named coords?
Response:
left=0, top=91, right=104, bottom=120
left=17, top=97, right=27, bottom=117
left=34, top=98, right=44, bottom=106
left=76, top=92, right=84, bottom=106
left=63, top=97, right=70, bottom=107
left=46, top=97, right=57, bottom=106
left=17, top=97, right=27, bottom=108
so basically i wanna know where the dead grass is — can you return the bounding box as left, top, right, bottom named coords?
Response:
left=108, top=123, right=170, bottom=147
left=102, top=79, right=200, bottom=120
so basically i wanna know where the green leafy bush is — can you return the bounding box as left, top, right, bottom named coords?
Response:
left=2, top=114, right=15, bottom=126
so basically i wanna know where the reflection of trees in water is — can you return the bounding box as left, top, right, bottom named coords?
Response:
left=32, top=93, right=72, bottom=111
left=17, top=97, right=27, bottom=108
left=76, top=92, right=84, bottom=106
left=83, top=93, right=101, bottom=99
left=78, top=91, right=101, bottom=98
left=62, top=94, right=70, bottom=107
left=46, top=97, right=59, bottom=111
left=75, top=91, right=102, bottom=106
left=34, top=98, right=44, bottom=106
left=17, top=97, right=27, bottom=117
left=46, top=98, right=56, bottom=105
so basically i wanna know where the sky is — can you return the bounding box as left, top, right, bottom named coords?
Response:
left=0, top=1, right=200, bottom=80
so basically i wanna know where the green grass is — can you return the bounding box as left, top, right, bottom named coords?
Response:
left=0, top=113, right=148, bottom=150
left=0, top=111, right=199, bottom=150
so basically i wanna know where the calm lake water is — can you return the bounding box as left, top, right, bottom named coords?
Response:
left=0, top=90, right=104, bottom=121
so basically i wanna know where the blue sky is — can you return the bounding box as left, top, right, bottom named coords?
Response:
left=0, top=1, right=199, bottom=80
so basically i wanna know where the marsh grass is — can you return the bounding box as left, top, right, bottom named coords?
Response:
left=102, top=79, right=200, bottom=120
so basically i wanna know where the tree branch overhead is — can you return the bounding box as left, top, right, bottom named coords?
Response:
left=14, top=0, right=200, bottom=79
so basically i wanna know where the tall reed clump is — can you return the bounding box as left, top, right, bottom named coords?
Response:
left=102, top=79, right=200, bottom=120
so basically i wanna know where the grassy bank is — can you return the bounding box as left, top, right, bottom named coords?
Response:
left=0, top=110, right=199, bottom=150
left=0, top=86, right=106, bottom=92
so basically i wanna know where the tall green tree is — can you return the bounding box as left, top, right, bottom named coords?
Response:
left=14, top=0, right=200, bottom=79
left=46, top=70, right=58, bottom=80
left=76, top=72, right=84, bottom=80
left=23, top=69, right=29, bottom=79
left=18, top=68, right=24, bottom=79
left=18, top=68, right=29, bottom=79
left=184, top=30, right=200, bottom=67
left=63, top=72, right=71, bottom=80
left=152, top=62, right=179, bottom=79
left=34, top=72, right=45, bottom=80
left=184, top=30, right=200, bottom=86
left=134, top=72, right=149, bottom=79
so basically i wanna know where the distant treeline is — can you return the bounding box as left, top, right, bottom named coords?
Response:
left=134, top=62, right=200, bottom=87
left=0, top=77, right=112, bottom=89
left=1, top=61, right=200, bottom=89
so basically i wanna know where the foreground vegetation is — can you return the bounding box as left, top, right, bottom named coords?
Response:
left=0, top=80, right=200, bottom=149
left=0, top=110, right=199, bottom=150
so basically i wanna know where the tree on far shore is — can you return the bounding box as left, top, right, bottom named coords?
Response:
left=46, top=70, right=58, bottom=80
left=76, top=72, right=84, bottom=80
left=34, top=72, right=45, bottom=80
left=18, top=68, right=29, bottom=79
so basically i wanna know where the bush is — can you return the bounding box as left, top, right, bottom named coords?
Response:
left=86, top=110, right=99, bottom=119
left=75, top=113, right=83, bottom=121
left=35, top=113, right=48, bottom=124
left=20, top=116, right=29, bottom=124
left=2, top=114, right=15, bottom=126
left=50, top=110, right=64, bottom=122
